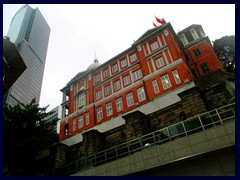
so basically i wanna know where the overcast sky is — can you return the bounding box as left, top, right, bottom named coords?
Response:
left=3, top=4, right=235, bottom=111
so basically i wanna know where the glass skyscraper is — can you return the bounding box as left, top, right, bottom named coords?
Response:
left=4, top=4, right=50, bottom=107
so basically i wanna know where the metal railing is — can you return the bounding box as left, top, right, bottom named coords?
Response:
left=52, top=103, right=235, bottom=175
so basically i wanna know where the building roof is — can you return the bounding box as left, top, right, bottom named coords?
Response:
left=60, top=23, right=171, bottom=91
left=177, top=24, right=203, bottom=35
left=133, top=22, right=170, bottom=45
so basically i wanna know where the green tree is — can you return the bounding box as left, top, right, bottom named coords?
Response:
left=213, top=35, right=235, bottom=73
left=3, top=99, right=58, bottom=175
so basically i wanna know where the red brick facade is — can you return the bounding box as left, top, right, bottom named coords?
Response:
left=59, top=22, right=223, bottom=142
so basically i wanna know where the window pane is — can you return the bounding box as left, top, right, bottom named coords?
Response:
left=152, top=79, right=159, bottom=94
left=126, top=92, right=134, bottom=107
left=172, top=70, right=181, bottom=84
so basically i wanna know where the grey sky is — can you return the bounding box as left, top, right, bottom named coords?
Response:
left=3, top=4, right=235, bottom=111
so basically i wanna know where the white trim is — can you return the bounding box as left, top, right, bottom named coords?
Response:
left=161, top=34, right=167, bottom=46
left=151, top=57, right=156, bottom=72
left=143, top=43, right=147, bottom=56
left=167, top=49, right=173, bottom=63
left=146, top=42, right=151, bottom=54
left=163, top=51, right=169, bottom=65
left=157, top=36, right=163, bottom=47
left=147, top=59, right=152, bottom=74
left=144, top=58, right=184, bottom=81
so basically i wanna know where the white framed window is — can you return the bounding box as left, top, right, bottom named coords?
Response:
left=172, top=69, right=181, bottom=84
left=97, top=107, right=103, bottom=122
left=116, top=97, right=123, bottom=112
left=152, top=79, right=160, bottom=94
left=190, top=28, right=199, bottom=40
left=161, top=74, right=172, bottom=90
left=103, top=69, right=109, bottom=78
left=95, top=74, right=101, bottom=82
left=151, top=41, right=159, bottom=51
left=137, top=87, right=146, bottom=102
left=126, top=92, right=134, bottom=107
left=130, top=53, right=137, bottom=62
left=132, top=69, right=143, bottom=81
left=180, top=34, right=189, bottom=46
left=112, top=64, right=118, bottom=73
left=156, top=57, right=165, bottom=68
left=86, top=112, right=89, bottom=125
left=105, top=85, right=111, bottom=96
left=121, top=59, right=127, bottom=68
left=78, top=116, right=83, bottom=128
left=78, top=93, right=85, bottom=109
left=96, top=90, right=102, bottom=100
left=113, top=80, right=121, bottom=91
left=73, top=119, right=76, bottom=131
left=106, top=102, right=113, bottom=116
left=123, top=75, right=131, bottom=86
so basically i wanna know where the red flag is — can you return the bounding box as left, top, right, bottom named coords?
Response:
left=153, top=22, right=157, bottom=27
left=155, top=16, right=163, bottom=24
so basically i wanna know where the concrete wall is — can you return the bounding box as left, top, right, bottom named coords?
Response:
left=72, top=120, right=235, bottom=176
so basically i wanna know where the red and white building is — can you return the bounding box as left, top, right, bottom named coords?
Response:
left=59, top=20, right=224, bottom=145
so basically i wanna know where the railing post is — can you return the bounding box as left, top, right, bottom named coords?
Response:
left=181, top=121, right=188, bottom=136
left=152, top=132, right=157, bottom=146
left=215, top=109, right=223, bottom=125
left=198, top=115, right=205, bottom=131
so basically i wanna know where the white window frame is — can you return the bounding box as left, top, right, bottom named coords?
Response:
left=78, top=116, right=83, bottom=128
left=106, top=102, right=113, bottom=117
left=86, top=112, right=89, bottom=125
left=151, top=41, right=159, bottom=51
left=190, top=28, right=199, bottom=40
left=103, top=69, right=109, bottom=78
left=161, top=74, right=172, bottom=90
left=105, top=85, right=111, bottom=96
left=152, top=79, right=159, bottom=94
left=121, top=59, right=127, bottom=68
left=95, top=74, right=101, bottom=82
left=132, top=69, right=143, bottom=81
left=73, top=118, right=76, bottom=131
left=172, top=69, right=181, bottom=84
left=126, top=92, right=134, bottom=107
left=96, top=90, right=102, bottom=100
left=130, top=53, right=137, bottom=62
left=78, top=93, right=85, bottom=109
left=123, top=75, right=131, bottom=86
left=137, top=87, right=146, bottom=102
left=180, top=34, right=189, bottom=46
left=116, top=97, right=123, bottom=112
left=112, top=64, right=118, bottom=73
left=114, top=80, right=121, bottom=91
left=97, top=107, right=103, bottom=122
left=156, top=57, right=165, bottom=69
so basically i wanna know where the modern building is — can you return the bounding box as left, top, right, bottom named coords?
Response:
left=4, top=4, right=50, bottom=108
left=50, top=19, right=234, bottom=176
left=43, top=105, right=62, bottom=133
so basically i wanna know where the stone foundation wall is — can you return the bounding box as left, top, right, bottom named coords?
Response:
left=104, top=125, right=126, bottom=149
left=149, top=87, right=207, bottom=130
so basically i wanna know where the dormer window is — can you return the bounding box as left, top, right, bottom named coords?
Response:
left=190, top=28, right=199, bottom=40
left=180, top=34, right=189, bottom=46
